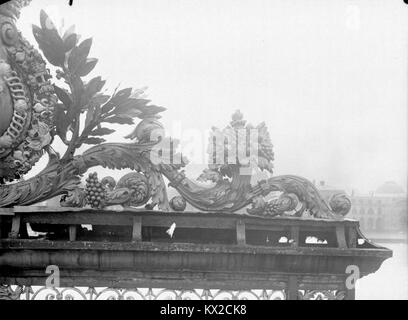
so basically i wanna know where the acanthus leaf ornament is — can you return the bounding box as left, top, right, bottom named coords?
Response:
left=77, top=172, right=151, bottom=209
left=159, top=112, right=349, bottom=219
left=0, top=1, right=351, bottom=220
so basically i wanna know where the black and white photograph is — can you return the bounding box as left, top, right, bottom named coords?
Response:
left=0, top=0, right=406, bottom=304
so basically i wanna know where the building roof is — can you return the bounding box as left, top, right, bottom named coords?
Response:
left=375, top=181, right=405, bottom=196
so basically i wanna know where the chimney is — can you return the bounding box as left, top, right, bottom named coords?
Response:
left=320, top=181, right=325, bottom=187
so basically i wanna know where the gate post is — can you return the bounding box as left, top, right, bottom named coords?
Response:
left=287, top=276, right=298, bottom=300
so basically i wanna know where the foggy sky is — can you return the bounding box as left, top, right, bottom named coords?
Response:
left=17, top=0, right=407, bottom=194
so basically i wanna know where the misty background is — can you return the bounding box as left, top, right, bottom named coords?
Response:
left=17, top=0, right=407, bottom=195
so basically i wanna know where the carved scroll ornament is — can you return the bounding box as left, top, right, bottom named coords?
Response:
left=0, top=1, right=351, bottom=219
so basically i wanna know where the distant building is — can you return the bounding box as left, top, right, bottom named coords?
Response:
left=349, top=181, right=407, bottom=234
left=316, top=180, right=407, bottom=235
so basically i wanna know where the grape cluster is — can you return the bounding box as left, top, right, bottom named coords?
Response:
left=85, top=172, right=107, bottom=209
left=264, top=201, right=280, bottom=217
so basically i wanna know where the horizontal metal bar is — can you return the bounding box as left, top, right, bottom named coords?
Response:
left=0, top=239, right=393, bottom=258
left=17, top=212, right=357, bottom=230
left=12, top=206, right=359, bottom=226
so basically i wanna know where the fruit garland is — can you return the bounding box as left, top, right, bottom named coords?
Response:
left=0, top=20, right=56, bottom=183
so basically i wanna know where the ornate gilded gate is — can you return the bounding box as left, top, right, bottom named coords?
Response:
left=0, top=0, right=391, bottom=300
